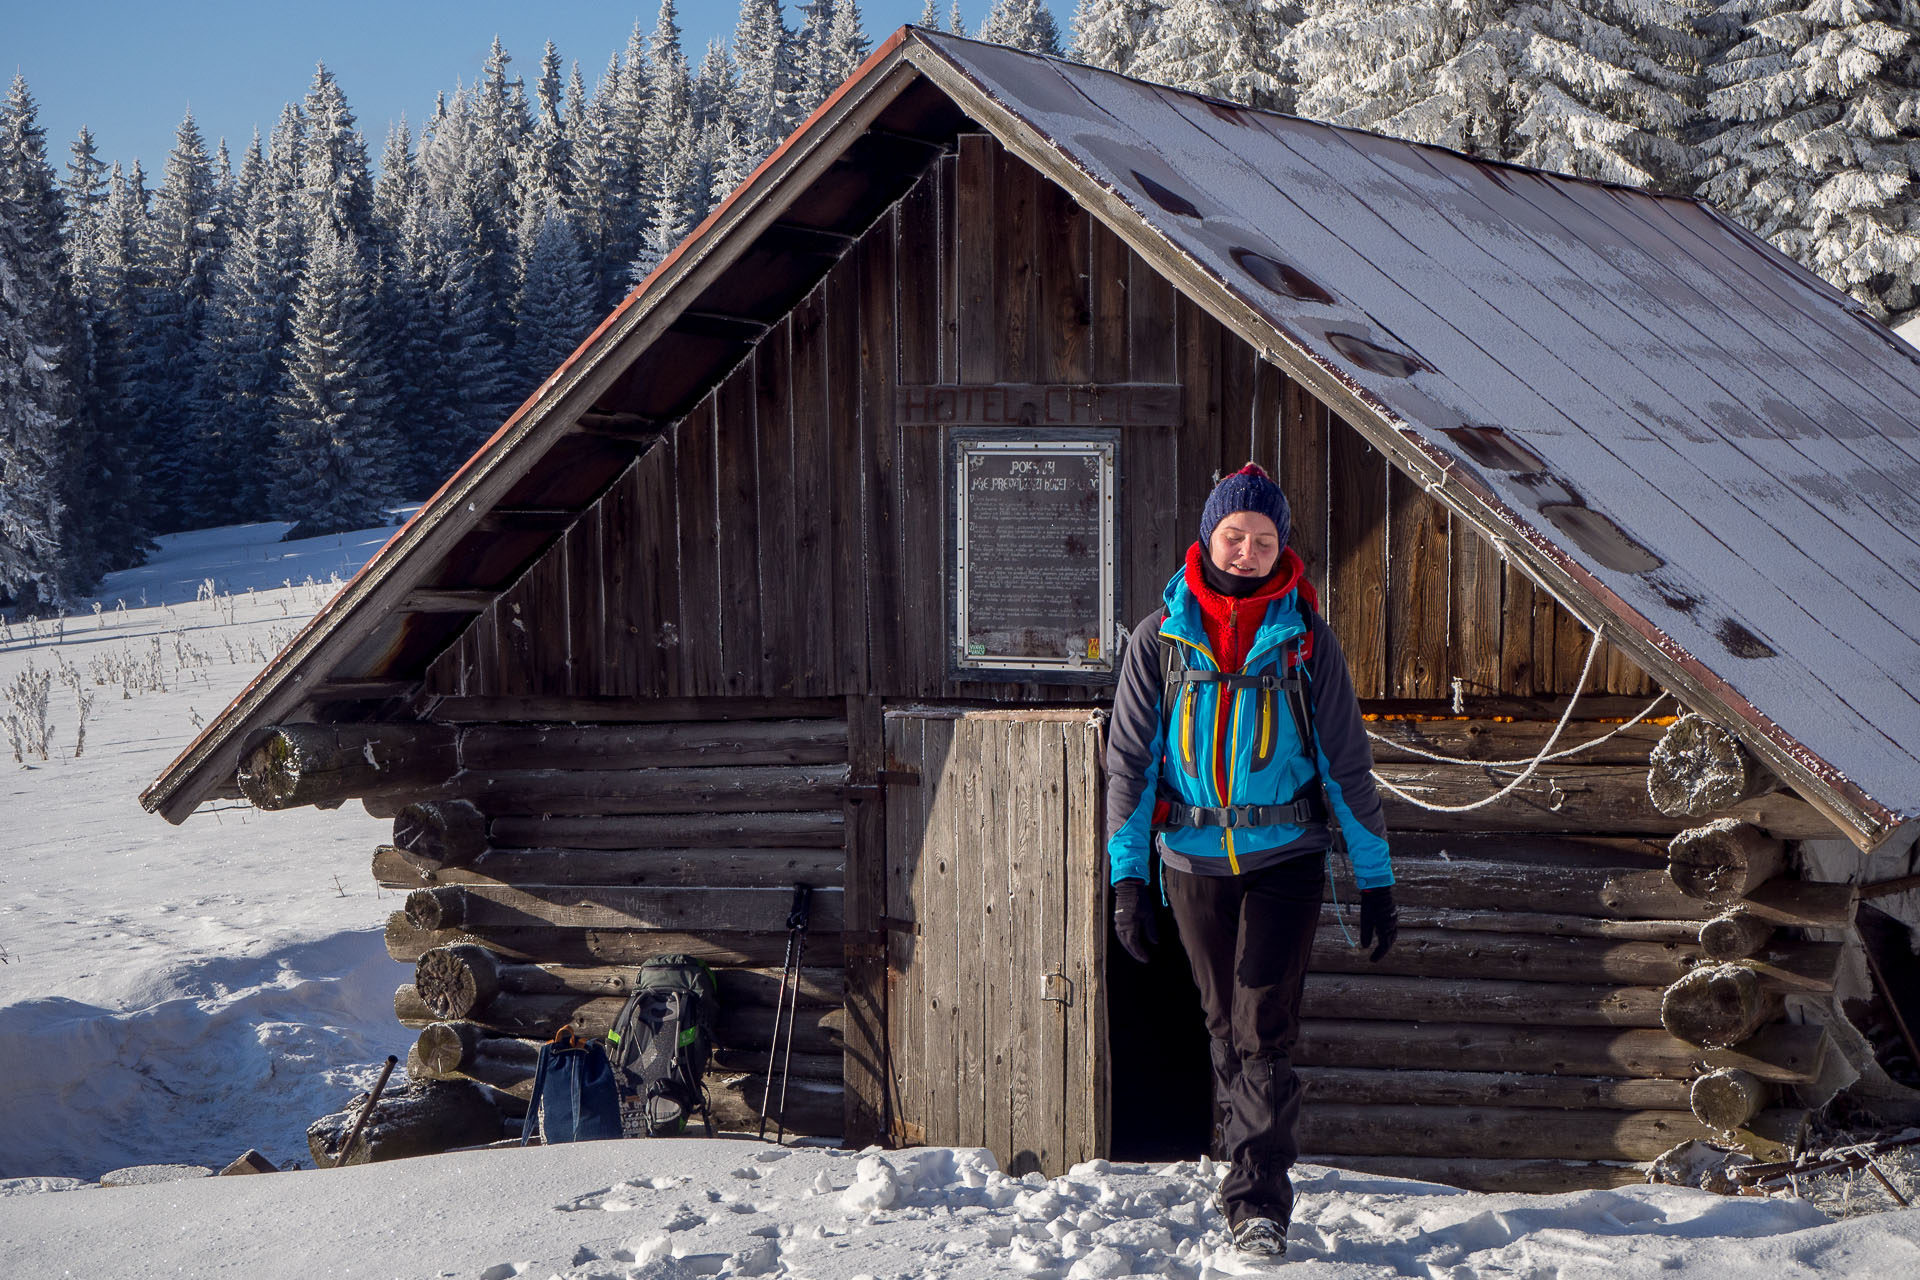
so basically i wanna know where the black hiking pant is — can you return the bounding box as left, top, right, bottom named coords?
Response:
left=1164, top=851, right=1325, bottom=1226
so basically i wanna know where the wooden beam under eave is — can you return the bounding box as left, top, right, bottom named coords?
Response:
left=400, top=590, right=491, bottom=615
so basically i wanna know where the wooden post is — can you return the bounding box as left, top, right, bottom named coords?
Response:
left=840, top=694, right=891, bottom=1147
left=236, top=723, right=459, bottom=810
left=1700, top=911, right=1776, bottom=961
left=1660, top=963, right=1781, bottom=1049
left=392, top=800, right=488, bottom=870
left=1667, top=820, right=1787, bottom=904
left=1647, top=713, right=1781, bottom=818
left=1689, top=1067, right=1774, bottom=1132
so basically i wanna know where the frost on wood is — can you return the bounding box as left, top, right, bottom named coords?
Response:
left=1648, top=714, right=1778, bottom=818
left=1660, top=962, right=1780, bottom=1049
left=1668, top=819, right=1787, bottom=904
left=306, top=1078, right=502, bottom=1167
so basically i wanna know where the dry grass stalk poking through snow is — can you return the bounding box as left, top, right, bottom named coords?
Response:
left=4, top=663, right=55, bottom=762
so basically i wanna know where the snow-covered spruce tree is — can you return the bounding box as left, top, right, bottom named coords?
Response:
left=637, top=2, right=693, bottom=241
left=1697, top=0, right=1920, bottom=320
left=60, top=128, right=145, bottom=579
left=564, top=54, right=632, bottom=311
left=393, top=195, right=515, bottom=496
left=272, top=220, right=398, bottom=537
left=1070, top=0, right=1162, bottom=73
left=299, top=65, right=376, bottom=244
left=74, top=161, right=157, bottom=568
left=798, top=1, right=839, bottom=106
left=515, top=204, right=599, bottom=383
left=693, top=38, right=745, bottom=212
left=126, top=111, right=221, bottom=532
left=1496, top=0, right=1707, bottom=190
left=1129, top=0, right=1290, bottom=108
left=0, top=74, right=80, bottom=605
left=196, top=132, right=302, bottom=525
left=1289, top=1, right=1472, bottom=133
left=827, top=1, right=872, bottom=87
left=520, top=41, right=572, bottom=219
left=1294, top=0, right=1518, bottom=158
left=980, top=0, right=1065, bottom=55
left=949, top=1, right=970, bottom=37
left=921, top=0, right=942, bottom=27
left=731, top=0, right=802, bottom=176
left=61, top=127, right=109, bottom=282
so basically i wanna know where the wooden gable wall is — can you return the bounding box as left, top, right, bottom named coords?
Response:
left=423, top=134, right=1654, bottom=706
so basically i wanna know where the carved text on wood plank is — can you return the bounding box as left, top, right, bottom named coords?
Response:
left=898, top=383, right=1178, bottom=427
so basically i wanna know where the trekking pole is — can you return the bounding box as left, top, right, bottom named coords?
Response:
left=758, top=891, right=804, bottom=1140
left=772, top=884, right=814, bottom=1145
left=337, top=1055, right=398, bottom=1167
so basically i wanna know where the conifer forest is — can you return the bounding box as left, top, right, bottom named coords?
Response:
left=5, top=0, right=1919, bottom=610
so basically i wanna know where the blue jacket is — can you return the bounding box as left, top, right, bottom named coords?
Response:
left=1104, top=564, right=1393, bottom=888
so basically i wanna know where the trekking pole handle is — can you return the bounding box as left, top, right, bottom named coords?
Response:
left=786, top=883, right=813, bottom=932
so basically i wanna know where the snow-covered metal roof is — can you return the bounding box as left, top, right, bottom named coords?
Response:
left=905, top=32, right=1920, bottom=844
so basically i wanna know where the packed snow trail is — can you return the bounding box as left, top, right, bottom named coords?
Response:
left=5, top=1141, right=1917, bottom=1279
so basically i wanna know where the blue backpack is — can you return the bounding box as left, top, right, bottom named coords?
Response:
left=520, top=1028, right=623, bottom=1145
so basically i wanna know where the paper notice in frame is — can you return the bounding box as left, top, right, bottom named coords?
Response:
left=952, top=431, right=1118, bottom=678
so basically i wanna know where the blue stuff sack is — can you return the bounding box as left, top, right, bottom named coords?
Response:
left=520, top=1028, right=623, bottom=1145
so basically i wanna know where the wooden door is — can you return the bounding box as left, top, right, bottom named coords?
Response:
left=882, top=709, right=1109, bottom=1175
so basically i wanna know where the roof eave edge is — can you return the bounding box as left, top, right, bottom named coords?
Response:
left=140, top=34, right=926, bottom=825
left=899, top=39, right=1899, bottom=853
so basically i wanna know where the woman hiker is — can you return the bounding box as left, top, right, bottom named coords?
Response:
left=1104, top=462, right=1398, bottom=1258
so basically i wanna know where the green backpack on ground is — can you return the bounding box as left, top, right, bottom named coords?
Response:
left=605, top=954, right=719, bottom=1136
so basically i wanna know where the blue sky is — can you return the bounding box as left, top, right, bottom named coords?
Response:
left=12, top=1, right=1073, bottom=175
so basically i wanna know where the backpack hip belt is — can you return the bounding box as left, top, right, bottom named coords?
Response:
left=1155, top=790, right=1327, bottom=831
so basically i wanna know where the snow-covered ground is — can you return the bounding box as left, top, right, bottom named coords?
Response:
left=5, top=517, right=1920, bottom=1277
left=0, top=519, right=408, bottom=1178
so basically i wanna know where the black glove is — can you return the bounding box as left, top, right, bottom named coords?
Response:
left=1360, top=885, right=1398, bottom=962
left=1112, top=878, right=1159, bottom=965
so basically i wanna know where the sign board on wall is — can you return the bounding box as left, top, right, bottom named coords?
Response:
left=951, top=431, right=1119, bottom=678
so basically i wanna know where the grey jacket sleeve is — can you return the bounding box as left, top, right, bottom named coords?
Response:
left=1304, top=609, right=1393, bottom=887
left=1103, top=611, right=1168, bottom=884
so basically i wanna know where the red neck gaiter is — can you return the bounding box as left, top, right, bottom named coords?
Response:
left=1181, top=543, right=1314, bottom=673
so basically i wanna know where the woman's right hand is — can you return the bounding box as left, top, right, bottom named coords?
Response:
left=1111, top=877, right=1159, bottom=965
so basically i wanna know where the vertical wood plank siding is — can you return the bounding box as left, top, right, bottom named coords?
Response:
left=422, top=135, right=1653, bottom=704
left=884, top=710, right=1106, bottom=1175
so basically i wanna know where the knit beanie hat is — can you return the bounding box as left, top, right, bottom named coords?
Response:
left=1199, top=462, right=1291, bottom=548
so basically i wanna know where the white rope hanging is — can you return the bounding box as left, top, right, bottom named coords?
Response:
left=1368, top=626, right=1666, bottom=814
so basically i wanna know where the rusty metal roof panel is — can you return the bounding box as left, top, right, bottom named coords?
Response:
left=913, top=32, right=1920, bottom=829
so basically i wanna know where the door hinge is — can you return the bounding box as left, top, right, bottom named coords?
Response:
left=1041, top=972, right=1074, bottom=1006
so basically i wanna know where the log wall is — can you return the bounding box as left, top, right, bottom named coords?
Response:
left=420, top=134, right=1654, bottom=706
left=375, top=709, right=850, bottom=1138
left=1286, top=714, right=1840, bottom=1188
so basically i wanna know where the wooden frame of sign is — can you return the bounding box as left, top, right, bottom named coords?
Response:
left=949, top=429, right=1120, bottom=682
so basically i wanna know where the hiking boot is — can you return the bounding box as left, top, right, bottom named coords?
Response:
left=1231, top=1216, right=1287, bottom=1258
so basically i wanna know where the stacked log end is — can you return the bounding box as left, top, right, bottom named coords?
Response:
left=392, top=800, right=488, bottom=871
left=1646, top=714, right=1780, bottom=819
left=1689, top=1068, right=1774, bottom=1132
left=1660, top=963, right=1781, bottom=1049
left=1700, top=911, right=1775, bottom=961
left=1668, top=820, right=1786, bottom=906
left=237, top=723, right=459, bottom=812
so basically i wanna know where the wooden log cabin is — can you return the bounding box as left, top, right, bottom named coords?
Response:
left=144, top=30, right=1920, bottom=1190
